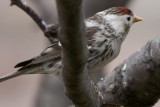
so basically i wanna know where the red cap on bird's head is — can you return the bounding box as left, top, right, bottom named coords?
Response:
left=106, top=7, right=133, bottom=16
left=116, top=7, right=133, bottom=15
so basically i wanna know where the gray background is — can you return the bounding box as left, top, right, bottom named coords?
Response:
left=0, top=0, right=160, bottom=107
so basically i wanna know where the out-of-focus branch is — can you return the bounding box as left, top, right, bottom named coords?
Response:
left=55, top=0, right=104, bottom=107
left=98, top=36, right=160, bottom=107
left=10, top=1, right=160, bottom=107
left=11, top=0, right=47, bottom=31
left=10, top=0, right=58, bottom=43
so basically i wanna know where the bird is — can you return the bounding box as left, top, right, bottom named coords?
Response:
left=0, top=7, right=142, bottom=82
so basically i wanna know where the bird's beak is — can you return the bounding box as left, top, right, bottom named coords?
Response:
left=133, top=15, right=143, bottom=23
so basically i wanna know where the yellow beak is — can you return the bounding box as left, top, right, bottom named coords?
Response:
left=133, top=15, right=143, bottom=23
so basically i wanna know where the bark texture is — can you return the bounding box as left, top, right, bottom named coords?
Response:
left=56, top=0, right=103, bottom=107
left=8, top=0, right=160, bottom=107
left=98, top=37, right=160, bottom=107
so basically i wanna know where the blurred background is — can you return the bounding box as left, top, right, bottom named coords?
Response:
left=0, top=0, right=160, bottom=107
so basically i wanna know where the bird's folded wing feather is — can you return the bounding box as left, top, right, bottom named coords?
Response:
left=14, top=26, right=103, bottom=68
left=14, top=41, right=61, bottom=68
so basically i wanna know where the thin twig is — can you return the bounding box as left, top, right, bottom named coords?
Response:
left=11, top=0, right=47, bottom=31
left=10, top=0, right=58, bottom=43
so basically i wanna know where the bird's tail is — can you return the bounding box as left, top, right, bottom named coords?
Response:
left=0, top=70, right=27, bottom=82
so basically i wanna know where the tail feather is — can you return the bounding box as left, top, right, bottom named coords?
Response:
left=14, top=59, right=33, bottom=68
left=0, top=70, right=26, bottom=82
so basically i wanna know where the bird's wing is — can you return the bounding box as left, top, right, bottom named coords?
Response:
left=86, top=26, right=101, bottom=46
left=14, top=25, right=98, bottom=68
left=86, top=26, right=113, bottom=67
left=14, top=41, right=61, bottom=68
left=14, top=26, right=102, bottom=68
left=86, top=26, right=103, bottom=60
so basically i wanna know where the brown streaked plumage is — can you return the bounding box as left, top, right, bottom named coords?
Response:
left=0, top=7, right=142, bottom=82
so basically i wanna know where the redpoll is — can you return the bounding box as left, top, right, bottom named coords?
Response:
left=0, top=7, right=142, bottom=82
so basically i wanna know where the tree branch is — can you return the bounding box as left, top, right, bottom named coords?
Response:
left=8, top=1, right=160, bottom=107
left=11, top=0, right=47, bottom=31
left=10, top=0, right=58, bottom=43
left=98, top=36, right=160, bottom=107
left=55, top=0, right=104, bottom=107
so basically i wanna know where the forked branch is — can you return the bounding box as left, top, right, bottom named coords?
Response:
left=9, top=0, right=160, bottom=107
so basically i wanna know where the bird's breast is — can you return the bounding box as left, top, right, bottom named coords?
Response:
left=88, top=42, right=121, bottom=73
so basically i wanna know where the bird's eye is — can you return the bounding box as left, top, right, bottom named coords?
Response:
left=127, top=17, right=131, bottom=21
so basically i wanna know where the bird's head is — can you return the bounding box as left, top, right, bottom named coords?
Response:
left=98, top=7, right=143, bottom=33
